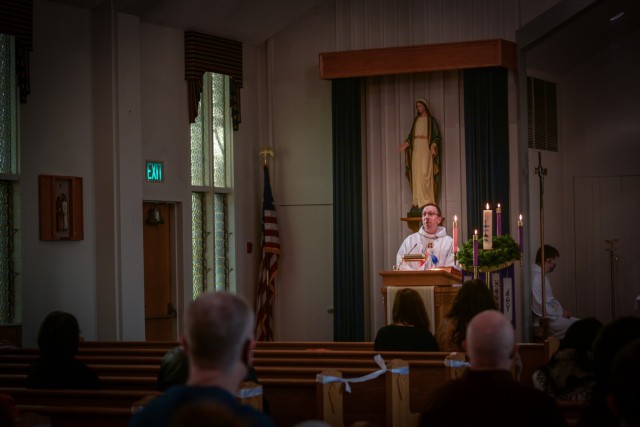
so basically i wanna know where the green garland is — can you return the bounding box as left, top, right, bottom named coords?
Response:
left=456, top=234, right=521, bottom=269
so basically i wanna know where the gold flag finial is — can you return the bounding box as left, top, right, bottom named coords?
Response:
left=259, top=147, right=274, bottom=166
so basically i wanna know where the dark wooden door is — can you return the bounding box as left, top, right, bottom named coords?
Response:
left=143, top=202, right=176, bottom=341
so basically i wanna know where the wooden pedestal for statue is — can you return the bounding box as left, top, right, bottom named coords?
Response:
left=380, top=268, right=463, bottom=328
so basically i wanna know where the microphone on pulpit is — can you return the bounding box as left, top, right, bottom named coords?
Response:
left=397, top=243, right=418, bottom=270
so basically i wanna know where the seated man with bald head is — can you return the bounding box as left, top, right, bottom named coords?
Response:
left=419, top=310, right=567, bottom=427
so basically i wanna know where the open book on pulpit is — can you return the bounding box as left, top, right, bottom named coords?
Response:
left=379, top=268, right=463, bottom=333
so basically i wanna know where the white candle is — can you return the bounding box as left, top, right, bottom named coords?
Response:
left=483, top=203, right=493, bottom=250
left=453, top=215, right=458, bottom=254
left=496, top=203, right=502, bottom=236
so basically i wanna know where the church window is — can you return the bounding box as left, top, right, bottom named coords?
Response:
left=191, top=72, right=233, bottom=297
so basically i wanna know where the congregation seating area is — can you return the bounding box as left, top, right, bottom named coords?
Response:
left=0, top=339, right=582, bottom=426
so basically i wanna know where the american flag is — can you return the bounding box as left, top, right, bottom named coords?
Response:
left=255, top=165, right=280, bottom=341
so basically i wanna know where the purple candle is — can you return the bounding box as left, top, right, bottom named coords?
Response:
left=518, top=214, right=524, bottom=252
left=496, top=203, right=502, bottom=236
left=473, top=230, right=479, bottom=267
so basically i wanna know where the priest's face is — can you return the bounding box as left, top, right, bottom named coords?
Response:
left=422, top=205, right=441, bottom=234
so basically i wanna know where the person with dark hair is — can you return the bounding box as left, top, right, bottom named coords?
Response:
left=532, top=244, right=579, bottom=338
left=129, top=292, right=274, bottom=427
left=26, top=310, right=101, bottom=389
left=436, top=279, right=497, bottom=352
left=395, top=203, right=456, bottom=270
left=419, top=310, right=567, bottom=427
left=578, top=316, right=640, bottom=427
left=157, top=346, right=189, bottom=391
left=374, top=288, right=439, bottom=351
left=607, top=338, right=640, bottom=427
left=532, top=317, right=603, bottom=400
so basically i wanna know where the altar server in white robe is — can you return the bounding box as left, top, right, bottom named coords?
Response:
left=531, top=244, right=579, bottom=339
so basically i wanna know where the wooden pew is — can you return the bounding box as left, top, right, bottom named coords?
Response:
left=544, top=336, right=561, bottom=360
left=317, top=369, right=343, bottom=427
left=0, top=374, right=157, bottom=390
left=260, top=357, right=446, bottom=426
left=316, top=359, right=420, bottom=427
left=516, top=342, right=546, bottom=386
left=10, top=382, right=263, bottom=427
left=0, top=362, right=160, bottom=378
left=0, top=342, right=549, bottom=427
left=253, top=349, right=449, bottom=363
left=386, top=359, right=420, bottom=427
left=2, top=387, right=161, bottom=407
left=17, top=404, right=133, bottom=427
left=0, top=354, right=163, bottom=365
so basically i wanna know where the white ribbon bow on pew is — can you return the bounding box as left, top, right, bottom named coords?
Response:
left=315, top=354, right=409, bottom=393
left=236, top=384, right=264, bottom=398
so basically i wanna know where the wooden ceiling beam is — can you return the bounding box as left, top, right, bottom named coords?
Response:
left=319, top=39, right=516, bottom=80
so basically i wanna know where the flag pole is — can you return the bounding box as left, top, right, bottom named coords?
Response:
left=256, top=147, right=278, bottom=341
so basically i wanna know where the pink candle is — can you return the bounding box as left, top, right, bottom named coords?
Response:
left=453, top=215, right=458, bottom=254
left=473, top=229, right=478, bottom=267
left=496, top=203, right=502, bottom=236
left=518, top=214, right=524, bottom=252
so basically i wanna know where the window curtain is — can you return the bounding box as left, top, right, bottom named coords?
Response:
left=463, top=67, right=510, bottom=235
left=184, top=31, right=242, bottom=129
left=0, top=0, right=32, bottom=103
left=332, top=78, right=365, bottom=341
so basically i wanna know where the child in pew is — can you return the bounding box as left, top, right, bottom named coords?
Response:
left=128, top=292, right=274, bottom=427
left=419, top=310, right=567, bottom=427
left=532, top=317, right=603, bottom=401
left=26, top=311, right=101, bottom=389
left=374, top=288, right=439, bottom=351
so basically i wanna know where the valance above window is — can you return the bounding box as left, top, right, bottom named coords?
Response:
left=184, top=31, right=243, bottom=130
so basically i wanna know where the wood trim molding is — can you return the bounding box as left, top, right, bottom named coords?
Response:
left=319, top=39, right=517, bottom=79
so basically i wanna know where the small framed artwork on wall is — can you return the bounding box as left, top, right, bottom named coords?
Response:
left=38, top=175, right=83, bottom=241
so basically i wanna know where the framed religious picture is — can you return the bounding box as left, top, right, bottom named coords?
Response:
left=38, top=175, right=83, bottom=241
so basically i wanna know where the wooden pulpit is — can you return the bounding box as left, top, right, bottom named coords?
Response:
left=380, top=267, right=463, bottom=329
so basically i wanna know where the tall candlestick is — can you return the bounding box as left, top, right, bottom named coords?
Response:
left=453, top=215, right=458, bottom=254
left=496, top=203, right=502, bottom=236
left=518, top=214, right=524, bottom=252
left=473, top=229, right=478, bottom=267
left=483, top=203, right=493, bottom=250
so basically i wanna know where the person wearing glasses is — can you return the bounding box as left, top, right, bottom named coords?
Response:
left=396, top=203, right=456, bottom=270
left=532, top=244, right=579, bottom=338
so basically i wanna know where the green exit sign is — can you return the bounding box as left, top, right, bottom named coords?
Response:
left=146, top=161, right=164, bottom=182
